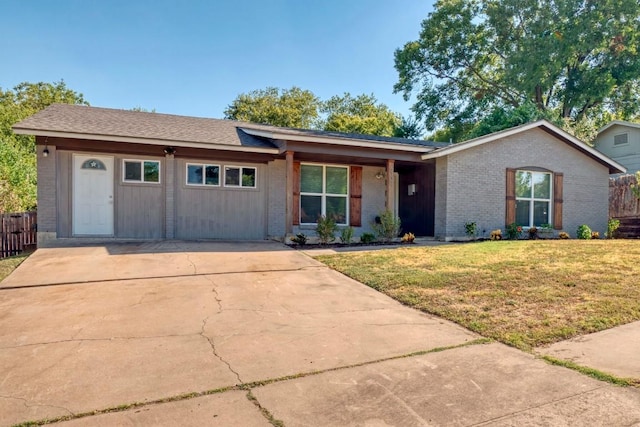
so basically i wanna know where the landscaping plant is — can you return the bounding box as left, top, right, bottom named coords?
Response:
left=371, top=210, right=401, bottom=242
left=360, top=232, right=376, bottom=244
left=506, top=223, right=523, bottom=240
left=339, top=226, right=354, bottom=244
left=464, top=221, right=478, bottom=239
left=577, top=224, right=592, bottom=240
left=559, top=231, right=570, bottom=239
left=528, top=226, right=538, bottom=239
left=607, top=218, right=620, bottom=239
left=291, top=233, right=308, bottom=246
left=315, top=215, right=337, bottom=244
left=401, top=232, right=415, bottom=243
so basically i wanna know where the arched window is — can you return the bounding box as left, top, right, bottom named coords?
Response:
left=81, top=159, right=106, bottom=170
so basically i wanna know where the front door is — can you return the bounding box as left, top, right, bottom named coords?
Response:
left=73, top=154, right=114, bottom=236
left=397, top=163, right=435, bottom=236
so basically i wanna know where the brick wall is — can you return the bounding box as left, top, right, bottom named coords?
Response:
left=36, top=145, right=57, bottom=245
left=440, top=128, right=610, bottom=240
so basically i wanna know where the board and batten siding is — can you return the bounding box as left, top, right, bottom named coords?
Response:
left=174, top=159, right=267, bottom=240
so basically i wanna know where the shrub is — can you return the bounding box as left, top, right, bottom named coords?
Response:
left=506, top=223, right=523, bottom=240
left=591, top=231, right=600, bottom=239
left=340, top=227, right=354, bottom=244
left=464, top=221, right=478, bottom=239
left=360, top=232, right=376, bottom=244
left=490, top=229, right=502, bottom=240
left=559, top=231, right=570, bottom=239
left=576, top=224, right=592, bottom=240
left=528, top=226, right=538, bottom=239
left=401, top=232, right=415, bottom=243
left=371, top=210, right=401, bottom=242
left=291, top=233, right=307, bottom=245
left=315, top=215, right=337, bottom=244
left=606, top=218, right=620, bottom=239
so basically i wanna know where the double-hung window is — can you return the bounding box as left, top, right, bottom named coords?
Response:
left=187, top=163, right=220, bottom=186
left=123, top=160, right=160, bottom=183
left=515, top=170, right=551, bottom=227
left=300, top=164, right=348, bottom=225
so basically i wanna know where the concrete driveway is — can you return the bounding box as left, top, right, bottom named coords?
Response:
left=1, top=241, right=640, bottom=426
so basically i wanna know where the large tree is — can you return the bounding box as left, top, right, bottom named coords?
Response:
left=0, top=80, right=87, bottom=211
left=321, top=93, right=402, bottom=137
left=224, top=86, right=321, bottom=129
left=394, top=0, right=640, bottom=135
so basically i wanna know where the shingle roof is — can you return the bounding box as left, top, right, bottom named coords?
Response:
left=12, top=103, right=443, bottom=151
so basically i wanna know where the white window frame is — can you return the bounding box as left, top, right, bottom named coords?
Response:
left=300, top=163, right=349, bottom=226
left=515, top=170, right=552, bottom=228
left=223, top=165, right=257, bottom=188
left=122, top=159, right=161, bottom=184
left=186, top=163, right=221, bottom=187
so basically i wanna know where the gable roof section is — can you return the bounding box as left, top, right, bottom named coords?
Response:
left=598, top=120, right=640, bottom=134
left=12, top=104, right=443, bottom=155
left=421, top=120, right=626, bottom=174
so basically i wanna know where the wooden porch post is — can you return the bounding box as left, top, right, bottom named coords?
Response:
left=386, top=159, right=395, bottom=211
left=285, top=151, right=294, bottom=234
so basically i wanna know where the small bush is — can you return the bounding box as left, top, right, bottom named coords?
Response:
left=576, top=224, right=592, bottom=240
left=506, top=223, right=523, bottom=240
left=315, top=215, right=337, bottom=244
left=528, top=226, right=538, bottom=239
left=464, top=221, right=478, bottom=239
left=291, top=233, right=307, bottom=245
left=591, top=231, right=600, bottom=239
left=559, top=231, right=570, bottom=239
left=401, top=232, right=415, bottom=243
left=360, top=232, right=376, bottom=244
left=607, top=218, right=620, bottom=239
left=340, top=227, right=354, bottom=244
left=490, top=229, right=502, bottom=240
left=371, top=210, right=401, bottom=242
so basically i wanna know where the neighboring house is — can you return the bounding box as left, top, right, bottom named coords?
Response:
left=594, top=120, right=640, bottom=175
left=13, top=104, right=624, bottom=245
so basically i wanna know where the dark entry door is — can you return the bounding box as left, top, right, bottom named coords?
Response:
left=397, top=163, right=435, bottom=236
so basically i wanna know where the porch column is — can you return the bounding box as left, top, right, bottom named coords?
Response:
left=165, top=153, right=175, bottom=239
left=285, top=151, right=294, bottom=234
left=385, top=159, right=395, bottom=211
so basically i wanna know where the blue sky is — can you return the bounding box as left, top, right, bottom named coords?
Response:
left=2, top=0, right=434, bottom=120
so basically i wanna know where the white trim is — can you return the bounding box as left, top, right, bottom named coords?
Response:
left=299, top=163, right=349, bottom=226
left=420, top=120, right=626, bottom=174
left=240, top=128, right=436, bottom=153
left=515, top=170, right=552, bottom=228
left=11, top=128, right=281, bottom=154
left=598, top=120, right=640, bottom=134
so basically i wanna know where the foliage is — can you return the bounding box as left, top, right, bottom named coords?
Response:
left=559, top=231, right=570, bottom=239
left=321, top=93, right=401, bottom=137
left=360, top=232, right=376, bottom=244
left=490, top=229, right=502, bottom=240
left=464, top=221, right=478, bottom=238
left=631, top=171, right=640, bottom=199
left=0, top=80, right=87, bottom=212
left=339, top=227, right=354, bottom=244
left=401, top=232, right=416, bottom=243
left=316, top=240, right=640, bottom=350
left=591, top=231, right=600, bottom=239
left=506, top=223, right=523, bottom=240
left=393, top=115, right=424, bottom=139
left=290, top=233, right=308, bottom=246
left=371, top=210, right=402, bottom=242
left=607, top=218, right=621, bottom=239
left=528, top=226, right=538, bottom=239
left=224, top=86, right=321, bottom=129
left=394, top=0, right=640, bottom=136
left=315, top=215, right=337, bottom=244
left=577, top=224, right=593, bottom=240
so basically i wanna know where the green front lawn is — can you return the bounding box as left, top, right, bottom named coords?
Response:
left=316, top=240, right=640, bottom=351
left=0, top=252, right=30, bottom=282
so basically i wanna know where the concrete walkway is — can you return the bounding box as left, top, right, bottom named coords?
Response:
left=1, top=241, right=639, bottom=426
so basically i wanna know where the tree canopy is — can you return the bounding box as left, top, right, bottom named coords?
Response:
left=223, top=86, right=321, bottom=129
left=0, top=80, right=87, bottom=211
left=394, top=0, right=640, bottom=140
left=225, top=87, right=404, bottom=137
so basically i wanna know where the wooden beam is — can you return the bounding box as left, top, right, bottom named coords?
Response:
left=285, top=151, right=294, bottom=234
left=386, top=159, right=395, bottom=211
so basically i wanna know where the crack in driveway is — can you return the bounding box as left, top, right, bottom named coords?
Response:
left=200, top=317, right=243, bottom=384
left=0, top=394, right=74, bottom=416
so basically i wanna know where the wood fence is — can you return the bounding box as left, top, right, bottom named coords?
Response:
left=0, top=211, right=37, bottom=259
left=609, top=174, right=640, bottom=219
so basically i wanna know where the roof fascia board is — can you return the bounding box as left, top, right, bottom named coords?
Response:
left=241, top=128, right=434, bottom=153
left=597, top=120, right=640, bottom=134
left=12, top=128, right=280, bottom=154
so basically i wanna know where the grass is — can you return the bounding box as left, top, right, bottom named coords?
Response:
left=0, top=251, right=31, bottom=282
left=316, top=240, right=640, bottom=351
